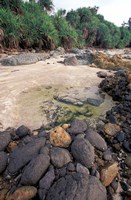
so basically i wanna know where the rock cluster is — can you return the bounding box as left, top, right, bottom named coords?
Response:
left=0, top=121, right=113, bottom=200
left=100, top=70, right=131, bottom=199
left=0, top=70, right=131, bottom=200
left=90, top=52, right=131, bottom=70
left=0, top=53, right=49, bottom=66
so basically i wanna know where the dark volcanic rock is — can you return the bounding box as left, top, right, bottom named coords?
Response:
left=0, top=131, right=11, bottom=151
left=85, top=129, right=107, bottom=151
left=7, top=138, right=46, bottom=175
left=71, top=137, right=94, bottom=168
left=16, top=125, right=31, bottom=138
left=50, top=147, right=71, bottom=168
left=39, top=166, right=55, bottom=200
left=87, top=176, right=107, bottom=200
left=39, top=165, right=55, bottom=189
left=86, top=96, right=104, bottom=107
left=68, top=119, right=87, bottom=135
left=46, top=173, right=89, bottom=200
left=46, top=173, right=107, bottom=200
left=0, top=151, right=8, bottom=174
left=64, top=56, right=79, bottom=66
left=97, top=71, right=107, bottom=78
left=20, top=154, right=50, bottom=185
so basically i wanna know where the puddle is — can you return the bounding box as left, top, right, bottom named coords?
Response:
left=16, top=85, right=115, bottom=130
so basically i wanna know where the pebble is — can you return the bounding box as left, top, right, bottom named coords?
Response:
left=104, top=123, right=121, bottom=136
left=7, top=186, right=37, bottom=200
left=20, top=154, right=50, bottom=185
left=16, top=125, right=31, bottom=138
left=100, top=162, right=119, bottom=186
left=125, top=154, right=131, bottom=168
left=68, top=119, right=87, bottom=134
left=50, top=126, right=72, bottom=148
left=116, top=131, right=125, bottom=142
left=50, top=147, right=71, bottom=168
left=103, top=149, right=112, bottom=161
left=85, top=129, right=107, bottom=151
left=71, top=137, right=94, bottom=168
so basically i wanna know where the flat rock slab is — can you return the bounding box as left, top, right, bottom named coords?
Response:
left=0, top=53, right=49, bottom=66
left=57, top=86, right=104, bottom=106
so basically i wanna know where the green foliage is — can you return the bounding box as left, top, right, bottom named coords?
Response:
left=0, top=2, right=131, bottom=50
left=118, top=27, right=131, bottom=48
left=0, top=0, right=23, bottom=14
left=53, top=11, right=78, bottom=48
left=0, top=8, right=21, bottom=48
left=38, top=0, right=54, bottom=11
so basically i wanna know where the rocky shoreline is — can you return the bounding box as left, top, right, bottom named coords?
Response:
left=0, top=70, right=130, bottom=200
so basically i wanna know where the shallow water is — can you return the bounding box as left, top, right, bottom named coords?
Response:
left=16, top=85, right=115, bottom=130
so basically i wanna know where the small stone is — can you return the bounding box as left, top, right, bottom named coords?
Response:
left=64, top=56, right=79, bottom=66
left=7, top=186, right=37, bottom=200
left=7, top=141, right=18, bottom=152
left=50, top=147, right=71, bottom=168
left=32, top=131, right=39, bottom=136
left=67, top=163, right=75, bottom=172
left=76, top=163, right=89, bottom=175
left=0, top=132, right=11, bottom=151
left=20, top=154, right=50, bottom=185
left=71, top=137, right=94, bottom=168
left=125, top=154, right=131, bottom=168
left=97, top=71, right=107, bottom=78
left=68, top=119, right=87, bottom=135
left=85, top=129, right=107, bottom=151
left=116, top=131, right=125, bottom=142
left=50, top=126, right=72, bottom=148
left=16, top=125, right=31, bottom=138
left=100, top=162, right=119, bottom=187
left=113, top=143, right=121, bottom=151
left=103, top=149, right=112, bottom=161
left=62, top=124, right=71, bottom=130
left=104, top=123, right=121, bottom=136
left=128, top=83, right=131, bottom=90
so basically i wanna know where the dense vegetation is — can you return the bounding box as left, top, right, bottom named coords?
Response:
left=0, top=0, right=131, bottom=50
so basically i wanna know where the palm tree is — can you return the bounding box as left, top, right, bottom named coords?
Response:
left=0, top=0, right=22, bottom=14
left=38, top=0, right=54, bottom=12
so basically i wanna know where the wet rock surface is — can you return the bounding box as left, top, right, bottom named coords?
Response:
left=0, top=53, right=49, bottom=66
left=71, top=137, right=94, bottom=168
left=0, top=70, right=130, bottom=200
left=64, top=56, right=79, bottom=66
